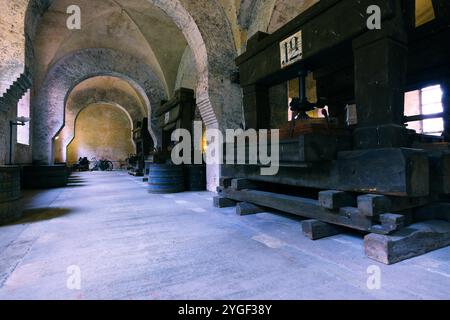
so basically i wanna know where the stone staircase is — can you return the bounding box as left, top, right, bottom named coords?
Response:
left=0, top=68, right=32, bottom=113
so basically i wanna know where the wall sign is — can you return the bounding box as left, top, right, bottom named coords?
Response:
left=280, top=30, right=303, bottom=68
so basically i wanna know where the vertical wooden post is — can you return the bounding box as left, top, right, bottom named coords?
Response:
left=242, top=84, right=270, bottom=130
left=442, top=79, right=450, bottom=142
left=352, top=17, right=409, bottom=149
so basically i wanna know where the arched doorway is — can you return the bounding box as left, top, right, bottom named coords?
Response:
left=67, top=103, right=135, bottom=168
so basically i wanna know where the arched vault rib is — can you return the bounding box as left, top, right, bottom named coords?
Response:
left=33, top=48, right=167, bottom=164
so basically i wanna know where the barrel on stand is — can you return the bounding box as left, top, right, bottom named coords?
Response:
left=143, top=160, right=153, bottom=182
left=184, top=164, right=206, bottom=191
left=148, top=164, right=185, bottom=194
left=22, top=165, right=69, bottom=189
left=0, top=166, right=22, bottom=225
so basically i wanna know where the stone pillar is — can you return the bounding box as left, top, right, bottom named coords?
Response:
left=352, top=21, right=409, bottom=149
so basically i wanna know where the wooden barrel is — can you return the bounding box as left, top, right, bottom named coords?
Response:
left=184, top=164, right=206, bottom=191
left=22, top=165, right=69, bottom=189
left=143, top=160, right=153, bottom=182
left=0, top=200, right=23, bottom=225
left=148, top=164, right=185, bottom=194
left=0, top=166, right=22, bottom=225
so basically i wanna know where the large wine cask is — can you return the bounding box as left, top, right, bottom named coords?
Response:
left=148, top=164, right=185, bottom=194
left=22, top=165, right=69, bottom=189
left=0, top=166, right=22, bottom=225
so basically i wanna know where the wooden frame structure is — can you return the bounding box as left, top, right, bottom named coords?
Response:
left=217, top=0, right=450, bottom=264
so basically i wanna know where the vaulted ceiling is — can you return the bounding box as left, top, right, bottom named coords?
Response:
left=33, top=0, right=188, bottom=96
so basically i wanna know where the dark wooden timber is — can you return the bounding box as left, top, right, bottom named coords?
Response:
left=155, top=88, right=196, bottom=154
left=302, top=219, right=343, bottom=240
left=213, top=196, right=237, bottom=208
left=319, top=190, right=356, bottom=210
left=222, top=148, right=429, bottom=197
left=154, top=88, right=195, bottom=118
left=219, top=188, right=373, bottom=231
left=236, top=202, right=265, bottom=216
left=231, top=178, right=257, bottom=191
left=414, top=203, right=450, bottom=223
left=219, top=177, right=233, bottom=188
left=236, top=0, right=396, bottom=86
left=365, top=220, right=450, bottom=264
left=357, top=195, right=392, bottom=217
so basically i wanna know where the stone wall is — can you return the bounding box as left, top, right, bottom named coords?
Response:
left=54, top=76, right=147, bottom=163
left=0, top=0, right=28, bottom=96
left=67, top=104, right=134, bottom=165
left=175, top=47, right=197, bottom=92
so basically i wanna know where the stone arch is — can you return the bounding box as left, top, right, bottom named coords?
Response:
left=67, top=102, right=136, bottom=165
left=245, top=0, right=319, bottom=38
left=25, top=0, right=242, bottom=130
left=54, top=77, right=148, bottom=163
left=267, top=0, right=319, bottom=33
left=33, top=48, right=167, bottom=164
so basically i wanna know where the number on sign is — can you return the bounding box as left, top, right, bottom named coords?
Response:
left=280, top=30, right=303, bottom=68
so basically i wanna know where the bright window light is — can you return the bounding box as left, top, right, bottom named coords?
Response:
left=17, top=89, right=31, bottom=145
left=421, top=85, right=443, bottom=135
left=404, top=84, right=444, bottom=136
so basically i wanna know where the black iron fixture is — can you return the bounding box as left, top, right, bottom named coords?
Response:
left=9, top=116, right=30, bottom=165
left=289, top=70, right=327, bottom=120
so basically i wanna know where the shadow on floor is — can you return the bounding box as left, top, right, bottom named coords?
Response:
left=66, top=183, right=89, bottom=188
left=66, top=176, right=89, bottom=187
left=9, top=208, right=73, bottom=225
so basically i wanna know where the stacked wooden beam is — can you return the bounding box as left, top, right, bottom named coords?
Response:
left=214, top=177, right=450, bottom=264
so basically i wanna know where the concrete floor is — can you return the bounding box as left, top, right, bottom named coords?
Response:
left=0, top=171, right=449, bottom=300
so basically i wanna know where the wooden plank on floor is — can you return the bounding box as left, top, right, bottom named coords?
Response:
left=365, top=220, right=450, bottom=265
left=213, top=196, right=236, bottom=208
left=220, top=188, right=373, bottom=231
left=357, top=195, right=392, bottom=217
left=302, top=219, right=343, bottom=240
left=231, top=179, right=257, bottom=191
left=236, top=202, right=265, bottom=216
left=319, top=190, right=356, bottom=210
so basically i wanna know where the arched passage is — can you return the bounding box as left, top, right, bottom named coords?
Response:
left=32, top=48, right=167, bottom=164
left=25, top=0, right=244, bottom=190
left=25, top=0, right=242, bottom=130
left=67, top=102, right=135, bottom=166
left=54, top=76, right=148, bottom=163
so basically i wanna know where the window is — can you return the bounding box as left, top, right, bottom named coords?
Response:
left=405, top=85, right=444, bottom=136
left=17, top=89, right=30, bottom=145
left=421, top=85, right=444, bottom=135
left=415, top=0, right=436, bottom=27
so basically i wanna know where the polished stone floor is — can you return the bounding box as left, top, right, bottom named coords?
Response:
left=0, top=171, right=449, bottom=300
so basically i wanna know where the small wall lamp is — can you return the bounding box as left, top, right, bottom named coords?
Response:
left=9, top=117, right=31, bottom=165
